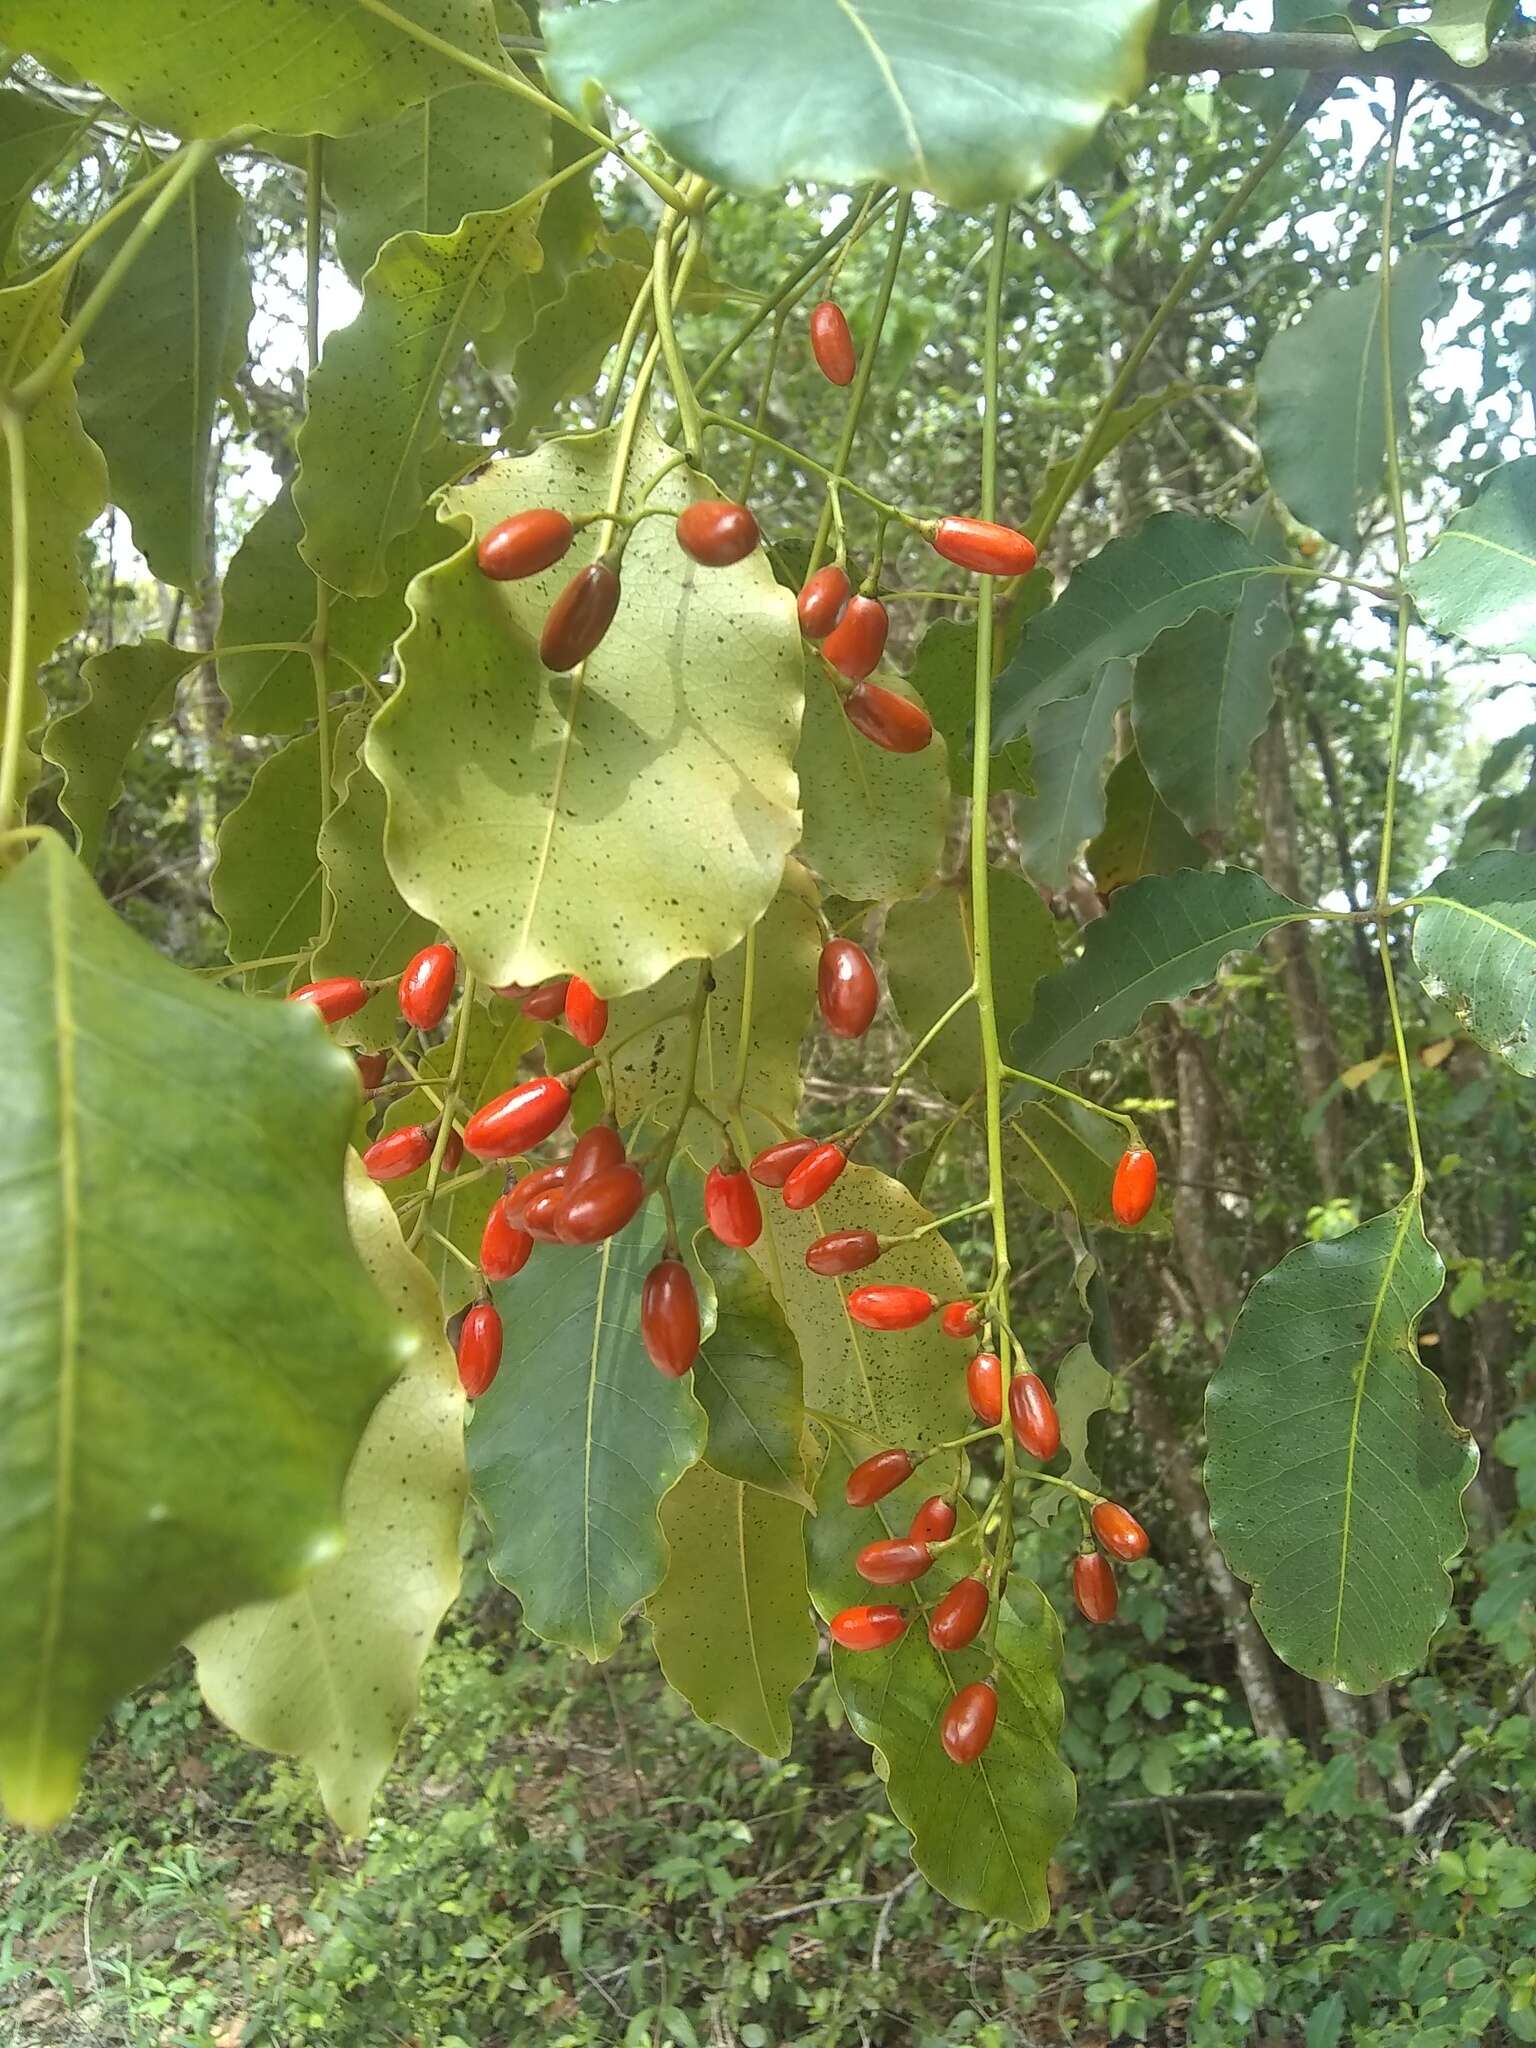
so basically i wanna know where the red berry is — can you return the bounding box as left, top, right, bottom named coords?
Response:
left=941, top=1680, right=998, bottom=1765
left=642, top=1257, right=700, bottom=1376
left=558, top=1163, right=646, bottom=1244
left=908, top=1494, right=957, bottom=1545
left=563, top=975, right=607, bottom=1047
left=809, top=299, right=856, bottom=386
left=931, top=515, right=1037, bottom=579
left=521, top=1185, right=568, bottom=1243
left=817, top=937, right=879, bottom=1039
left=397, top=943, right=456, bottom=1031
left=749, top=1136, right=817, bottom=1187
left=480, top=1196, right=535, bottom=1282
left=704, top=1163, right=762, bottom=1248
left=805, top=1227, right=881, bottom=1277
left=457, top=1302, right=503, bottom=1398
left=1092, top=1501, right=1151, bottom=1562
left=940, top=1301, right=981, bottom=1341
left=1008, top=1372, right=1061, bottom=1461
left=441, top=1128, right=464, bottom=1173
left=566, top=1121, right=624, bottom=1188
left=363, top=1123, right=433, bottom=1181
left=1073, top=1550, right=1119, bottom=1623
left=781, top=1141, right=847, bottom=1211
left=477, top=507, right=573, bottom=581
left=541, top=560, right=620, bottom=671
left=856, top=1537, right=933, bottom=1586
left=676, top=498, right=760, bottom=567
left=290, top=975, right=369, bottom=1024
left=928, top=1576, right=988, bottom=1652
left=844, top=680, right=932, bottom=753
left=828, top=1604, right=907, bottom=1651
left=1112, top=1147, right=1157, bottom=1227
left=797, top=564, right=851, bottom=639
left=844, top=1447, right=913, bottom=1508
left=355, top=1049, right=389, bottom=1091
left=520, top=978, right=571, bottom=1022
left=464, top=1074, right=571, bottom=1160
left=967, top=1351, right=1003, bottom=1427
left=506, top=1159, right=570, bottom=1220
left=846, top=1284, right=936, bottom=1332
left=823, top=594, right=888, bottom=681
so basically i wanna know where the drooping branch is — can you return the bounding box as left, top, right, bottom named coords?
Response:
left=1149, top=30, right=1536, bottom=87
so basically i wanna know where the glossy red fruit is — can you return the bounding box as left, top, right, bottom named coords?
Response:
left=846, top=1284, right=936, bottom=1332
left=398, top=943, right=456, bottom=1030
left=928, top=1576, right=988, bottom=1652
left=823, top=594, right=889, bottom=681
left=805, top=1227, right=881, bottom=1277
left=931, top=515, right=1037, bottom=579
left=480, top=1196, right=535, bottom=1282
left=291, top=976, right=369, bottom=1024
left=520, top=978, right=571, bottom=1022
left=818, top=937, right=879, bottom=1039
left=676, top=498, right=760, bottom=566
left=541, top=560, right=620, bottom=671
left=844, top=1447, right=914, bottom=1508
left=1112, top=1147, right=1157, bottom=1227
left=828, top=1605, right=907, bottom=1652
left=477, top=507, right=574, bottom=581
left=781, top=1141, right=847, bottom=1211
left=506, top=1160, right=570, bottom=1220
left=797, top=564, right=851, bottom=640
left=749, top=1136, right=818, bottom=1187
left=844, top=680, right=933, bottom=753
left=567, top=1121, right=624, bottom=1188
left=457, top=1303, right=504, bottom=1398
left=908, top=1494, right=957, bottom=1545
left=441, top=1128, right=464, bottom=1173
left=559, top=1163, right=647, bottom=1245
left=704, top=1163, right=762, bottom=1248
left=355, top=1049, right=389, bottom=1091
left=809, top=299, right=856, bottom=385
left=1073, top=1550, right=1119, bottom=1623
left=1009, top=1372, right=1061, bottom=1461
left=521, top=1185, right=568, bottom=1243
left=464, top=1074, right=572, bottom=1160
left=941, top=1680, right=998, bottom=1765
left=563, top=975, right=608, bottom=1047
left=940, top=1300, right=981, bottom=1341
left=856, top=1537, right=933, bottom=1586
left=967, top=1350, right=1004, bottom=1427
left=642, top=1257, right=701, bottom=1376
left=363, top=1123, right=433, bottom=1181
left=1092, top=1501, right=1151, bottom=1562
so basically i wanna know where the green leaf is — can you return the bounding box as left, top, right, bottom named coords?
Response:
left=504, top=254, right=641, bottom=442
left=1205, top=1200, right=1477, bottom=1690
left=210, top=730, right=326, bottom=987
left=370, top=424, right=802, bottom=992
left=1407, top=457, right=1536, bottom=659
left=467, top=1197, right=707, bottom=1660
left=1010, top=867, right=1308, bottom=1084
left=1002, top=1100, right=1164, bottom=1232
left=1331, top=0, right=1500, bottom=66
left=0, top=89, right=85, bottom=269
left=1086, top=750, right=1209, bottom=895
left=544, top=0, right=1157, bottom=209
left=1255, top=251, right=1444, bottom=548
left=1044, top=1342, right=1124, bottom=1518
left=1016, top=658, right=1131, bottom=888
left=907, top=617, right=1033, bottom=794
left=693, top=1242, right=811, bottom=1507
left=43, top=641, right=198, bottom=865
left=5, top=0, right=508, bottom=138
left=75, top=156, right=250, bottom=594
left=0, top=833, right=407, bottom=1826
left=1412, top=851, right=1536, bottom=1075
left=650, top=1463, right=816, bottom=1757
left=191, top=1160, right=465, bottom=1834
left=797, top=665, right=949, bottom=903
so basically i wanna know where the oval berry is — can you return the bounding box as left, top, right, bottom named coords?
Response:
left=941, top=1680, right=998, bottom=1765
left=563, top=975, right=608, bottom=1047
left=704, top=1162, right=763, bottom=1248
left=823, top=594, right=889, bottom=681
left=363, top=1123, right=433, bottom=1182
left=1112, top=1147, right=1157, bottom=1227
left=781, top=1141, right=847, bottom=1211
left=797, top=564, right=851, bottom=640
left=477, top=507, right=573, bottom=582
left=844, top=680, right=932, bottom=753
left=809, top=299, right=856, bottom=385
left=856, top=1537, right=932, bottom=1586
left=750, top=1136, right=818, bottom=1187
left=464, top=1074, right=571, bottom=1160
left=521, top=1185, right=568, bottom=1243
left=846, top=1284, right=936, bottom=1332
left=1073, top=1550, right=1119, bottom=1624
left=844, top=1447, right=913, bottom=1508
left=567, top=1120, right=624, bottom=1189
left=398, top=942, right=456, bottom=1031
left=559, top=1163, right=646, bottom=1245
left=676, top=498, right=760, bottom=567
left=290, top=976, right=369, bottom=1024
left=506, top=1159, right=569, bottom=1220
left=1008, top=1372, right=1061, bottom=1461
left=441, top=1128, right=464, bottom=1173
left=940, top=1300, right=980, bottom=1341
left=480, top=1196, right=535, bottom=1283
left=908, top=1494, right=957, bottom=1545
left=928, top=1576, right=988, bottom=1652
left=540, top=560, right=620, bottom=671
left=828, top=1604, right=907, bottom=1652
left=805, top=1227, right=881, bottom=1277
left=931, top=515, right=1037, bottom=579
left=1092, top=1501, right=1151, bottom=1562
left=967, top=1350, right=1003, bottom=1427
left=817, top=937, right=879, bottom=1039
left=520, top=978, right=571, bottom=1022
left=457, top=1303, right=503, bottom=1398
left=641, top=1257, right=700, bottom=1376
left=355, top=1049, right=389, bottom=1092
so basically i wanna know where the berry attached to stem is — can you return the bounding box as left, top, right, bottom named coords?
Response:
left=856, top=1537, right=933, bottom=1585
left=290, top=976, right=369, bottom=1024
left=541, top=559, right=620, bottom=671
left=676, top=498, right=760, bottom=566
left=750, top=1136, right=818, bottom=1187
left=704, top=1161, right=763, bottom=1248
left=843, top=679, right=932, bottom=753
left=940, top=1301, right=981, bottom=1341
left=928, top=1576, right=988, bottom=1651
left=564, top=975, right=608, bottom=1047
left=823, top=594, right=889, bottom=681
left=477, top=508, right=574, bottom=581
left=817, top=937, right=879, bottom=1038
left=846, top=1284, right=936, bottom=1332
left=641, top=1256, right=700, bottom=1376
left=781, top=1141, right=847, bottom=1210
left=1091, top=1501, right=1151, bottom=1561
left=1112, top=1146, right=1157, bottom=1227
left=1008, top=1372, right=1061, bottom=1460
left=464, top=1074, right=572, bottom=1160
left=941, top=1680, right=998, bottom=1765
left=805, top=1227, right=881, bottom=1276
left=457, top=1302, right=503, bottom=1398
left=480, top=1196, right=534, bottom=1282
left=1073, top=1550, right=1119, bottom=1623
left=398, top=943, right=456, bottom=1031
left=363, top=1123, right=433, bottom=1181
left=966, top=1350, right=1003, bottom=1426
left=809, top=299, right=856, bottom=385
left=908, top=1495, right=957, bottom=1545
left=844, top=1447, right=913, bottom=1507
left=797, top=564, right=850, bottom=639
left=828, top=1605, right=907, bottom=1651
left=930, top=515, right=1037, bottom=578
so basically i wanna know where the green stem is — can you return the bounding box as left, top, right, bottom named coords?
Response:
left=409, top=975, right=478, bottom=1249
left=305, top=138, right=333, bottom=822
left=700, top=413, right=912, bottom=524
left=647, top=964, right=714, bottom=1182
left=651, top=185, right=705, bottom=463
left=0, top=406, right=31, bottom=848
left=195, top=951, right=308, bottom=980
left=728, top=919, right=759, bottom=1114
left=1001, top=1069, right=1139, bottom=1140
left=28, top=137, right=187, bottom=294
left=598, top=332, right=664, bottom=553
left=845, top=981, right=978, bottom=1142
left=739, top=312, right=787, bottom=500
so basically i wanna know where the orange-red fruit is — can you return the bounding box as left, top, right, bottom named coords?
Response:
left=940, top=1300, right=981, bottom=1341
left=844, top=680, right=932, bottom=753
left=704, top=1163, right=762, bottom=1248
left=363, top=1123, right=433, bottom=1181
left=928, top=1576, right=988, bottom=1652
left=809, top=299, right=856, bottom=385
left=818, top=937, right=879, bottom=1039
left=846, top=1284, right=936, bottom=1332
left=291, top=975, right=369, bottom=1024
left=1009, top=1372, right=1061, bottom=1461
left=844, top=1446, right=914, bottom=1508
left=464, top=1074, right=572, bottom=1159
left=642, top=1257, right=700, bottom=1376
left=1112, top=1146, right=1157, bottom=1227
left=967, top=1351, right=1004, bottom=1426
left=676, top=498, right=760, bottom=567
left=797, top=564, right=851, bottom=639
left=477, top=507, right=574, bottom=581
left=398, top=943, right=457, bottom=1031
left=941, top=1680, right=998, bottom=1765
left=908, top=1494, right=957, bottom=1545
left=520, top=977, right=571, bottom=1022
left=521, top=1185, right=568, bottom=1243
left=480, top=1196, right=535, bottom=1282
left=457, top=1303, right=504, bottom=1398
left=856, top=1537, right=933, bottom=1586
left=805, top=1228, right=881, bottom=1277
left=506, top=1159, right=570, bottom=1220
left=1073, top=1550, right=1119, bottom=1623
left=567, top=1120, right=624, bottom=1188
left=932, top=515, right=1037, bottom=579
left=750, top=1136, right=818, bottom=1187
left=828, top=1604, right=907, bottom=1652
left=355, top=1049, right=389, bottom=1091
left=823, top=594, right=889, bottom=681
left=559, top=1163, right=646, bottom=1245
left=564, top=975, right=608, bottom=1047
left=541, top=560, right=620, bottom=671
left=1092, top=1501, right=1151, bottom=1562
left=781, top=1141, right=847, bottom=1211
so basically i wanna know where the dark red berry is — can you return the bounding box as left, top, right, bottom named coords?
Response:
left=856, top=1537, right=933, bottom=1586
left=1092, top=1501, right=1151, bottom=1561
left=931, top=515, right=1037, bottom=578
left=440, top=1128, right=464, bottom=1173
left=363, top=1123, right=433, bottom=1181
left=399, top=943, right=456, bottom=1031
left=520, top=978, right=571, bottom=1022
left=846, top=1284, right=936, bottom=1332
left=676, top=498, right=760, bottom=566
left=541, top=560, right=620, bottom=671
left=844, top=1447, right=913, bottom=1508
left=828, top=1604, right=907, bottom=1651
left=823, top=594, right=888, bottom=681
left=290, top=976, right=369, bottom=1024
left=1112, top=1147, right=1157, bottom=1227
left=477, top=508, right=574, bottom=581
left=908, top=1495, right=957, bottom=1545
left=1073, top=1551, right=1118, bottom=1623
left=457, top=1302, right=503, bottom=1398
left=810, top=299, right=856, bottom=385
left=940, top=1301, right=981, bottom=1341
left=521, top=1185, right=568, bottom=1243
left=355, top=1049, right=389, bottom=1091
left=480, top=1196, right=534, bottom=1282
left=1008, top=1372, right=1061, bottom=1461
left=558, top=1163, right=646, bottom=1245
left=805, top=1228, right=881, bottom=1277
left=844, top=680, right=932, bottom=753
left=506, top=1160, right=570, bottom=1220
left=750, top=1137, right=817, bottom=1187
left=464, top=1074, right=571, bottom=1160
left=797, top=564, right=850, bottom=639
left=781, top=1141, right=847, bottom=1211
left=928, top=1576, right=988, bottom=1651
left=817, top=937, right=879, bottom=1039
left=563, top=975, right=607, bottom=1047
left=941, top=1680, right=998, bottom=1765
left=967, top=1351, right=1003, bottom=1426
left=642, top=1257, right=700, bottom=1376
left=704, top=1163, right=762, bottom=1248
left=566, top=1121, right=624, bottom=1188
